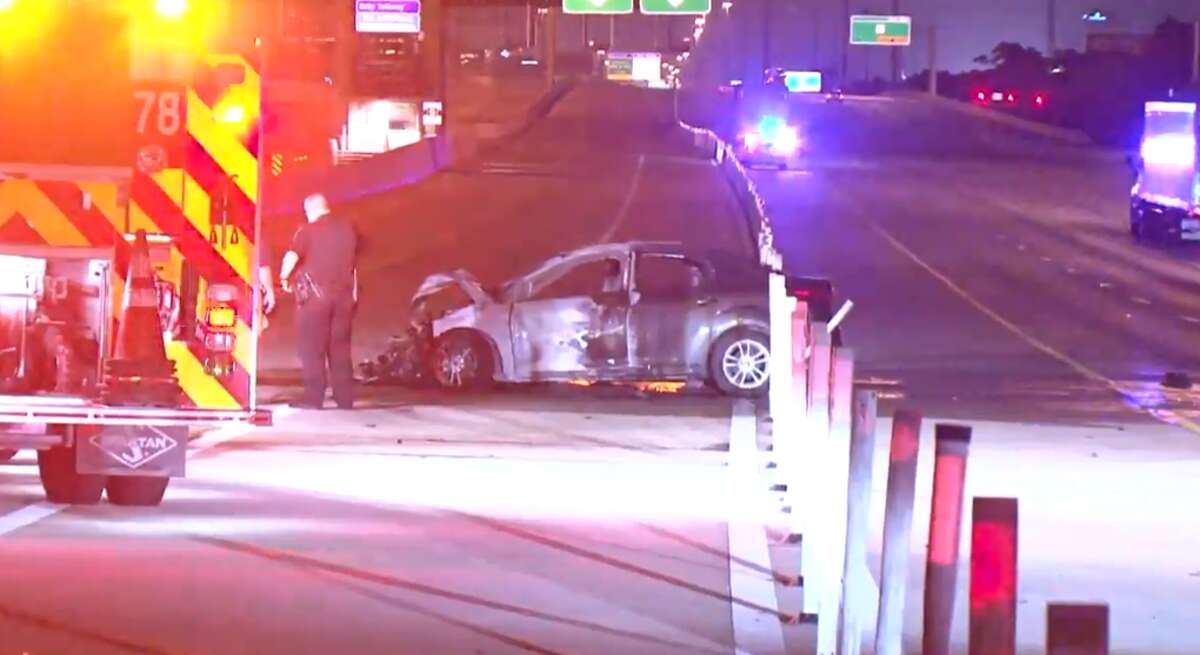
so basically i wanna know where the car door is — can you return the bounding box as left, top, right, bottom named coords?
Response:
left=628, top=253, right=714, bottom=377
left=510, top=255, right=630, bottom=380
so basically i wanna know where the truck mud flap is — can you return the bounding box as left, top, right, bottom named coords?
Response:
left=76, top=425, right=187, bottom=477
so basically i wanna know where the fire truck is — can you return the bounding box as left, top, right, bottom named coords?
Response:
left=0, top=0, right=273, bottom=506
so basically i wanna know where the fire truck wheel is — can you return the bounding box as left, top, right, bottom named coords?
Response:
left=0, top=449, right=15, bottom=462
left=37, top=446, right=106, bottom=505
left=106, top=476, right=169, bottom=507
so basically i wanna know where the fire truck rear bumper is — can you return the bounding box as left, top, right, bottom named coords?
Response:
left=0, top=398, right=272, bottom=477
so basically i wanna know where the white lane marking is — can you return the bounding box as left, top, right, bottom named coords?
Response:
left=1131, top=296, right=1152, bottom=306
left=1182, top=316, right=1200, bottom=324
left=727, top=400, right=786, bottom=655
left=0, top=502, right=65, bottom=537
left=600, top=154, right=646, bottom=244
left=869, top=221, right=1200, bottom=436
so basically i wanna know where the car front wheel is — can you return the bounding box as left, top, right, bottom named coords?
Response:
left=710, top=329, right=771, bottom=397
left=432, top=332, right=494, bottom=390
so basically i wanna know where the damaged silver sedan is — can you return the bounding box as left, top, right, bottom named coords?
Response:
left=401, top=242, right=835, bottom=397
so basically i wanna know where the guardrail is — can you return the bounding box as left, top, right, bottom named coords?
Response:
left=771, top=302, right=1112, bottom=654
left=676, top=109, right=781, bottom=271
left=266, top=79, right=579, bottom=217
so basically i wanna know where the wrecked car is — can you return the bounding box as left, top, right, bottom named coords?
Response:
left=371, top=242, right=837, bottom=397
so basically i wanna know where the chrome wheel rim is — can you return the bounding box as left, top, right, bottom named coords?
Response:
left=721, top=338, right=770, bottom=390
left=438, top=344, right=477, bottom=387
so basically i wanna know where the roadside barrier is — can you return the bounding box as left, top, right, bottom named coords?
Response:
left=678, top=90, right=1116, bottom=652
left=676, top=110, right=781, bottom=272
left=773, top=301, right=1112, bottom=654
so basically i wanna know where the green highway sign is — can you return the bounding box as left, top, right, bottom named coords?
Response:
left=605, top=57, right=634, bottom=81
left=640, top=0, right=710, bottom=15
left=849, top=15, right=912, bottom=46
left=563, top=0, right=633, bottom=14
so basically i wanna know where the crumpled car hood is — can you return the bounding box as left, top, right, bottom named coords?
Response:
left=412, top=269, right=491, bottom=306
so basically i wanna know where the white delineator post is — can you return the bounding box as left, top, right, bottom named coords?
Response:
left=774, top=300, right=808, bottom=499
left=798, top=322, right=832, bottom=615
left=839, top=388, right=879, bottom=655
left=790, top=301, right=811, bottom=424
left=815, top=347, right=854, bottom=654
left=768, top=272, right=796, bottom=486
left=767, top=272, right=789, bottom=422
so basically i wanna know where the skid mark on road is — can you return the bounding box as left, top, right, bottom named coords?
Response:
left=0, top=602, right=172, bottom=654
left=599, top=154, right=646, bottom=243
left=869, top=221, right=1200, bottom=437
left=193, top=535, right=722, bottom=654
left=464, top=512, right=788, bottom=620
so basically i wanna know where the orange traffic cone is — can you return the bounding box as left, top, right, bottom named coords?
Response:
left=103, top=230, right=181, bottom=406
left=114, top=231, right=170, bottom=365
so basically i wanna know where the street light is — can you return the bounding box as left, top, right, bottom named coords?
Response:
left=0, top=0, right=13, bottom=12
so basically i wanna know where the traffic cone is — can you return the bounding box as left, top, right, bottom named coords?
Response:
left=102, top=230, right=182, bottom=406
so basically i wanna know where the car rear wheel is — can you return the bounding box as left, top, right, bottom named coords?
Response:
left=432, top=332, right=494, bottom=390
left=710, top=329, right=771, bottom=397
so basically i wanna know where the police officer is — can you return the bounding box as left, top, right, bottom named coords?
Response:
left=280, top=193, right=359, bottom=409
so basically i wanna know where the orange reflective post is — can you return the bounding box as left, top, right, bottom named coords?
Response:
left=922, top=423, right=972, bottom=655
left=969, top=497, right=1018, bottom=655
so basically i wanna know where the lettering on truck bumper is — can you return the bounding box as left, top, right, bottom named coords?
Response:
left=76, top=425, right=188, bottom=477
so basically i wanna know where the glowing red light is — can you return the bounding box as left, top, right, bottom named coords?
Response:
left=975, top=91, right=987, bottom=103
left=970, top=520, right=1017, bottom=610
left=1034, top=94, right=1045, bottom=107
left=929, top=454, right=966, bottom=565
left=1006, top=93, right=1015, bottom=103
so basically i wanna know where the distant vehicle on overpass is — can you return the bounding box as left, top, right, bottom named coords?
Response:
left=731, top=78, right=799, bottom=169
left=390, top=243, right=836, bottom=397
left=971, top=87, right=1050, bottom=113
left=734, top=115, right=801, bottom=169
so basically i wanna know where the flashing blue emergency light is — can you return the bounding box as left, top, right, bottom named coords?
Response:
left=759, top=115, right=785, bottom=135
left=1082, top=10, right=1107, bottom=22
left=745, top=115, right=799, bottom=154
left=783, top=70, right=822, bottom=94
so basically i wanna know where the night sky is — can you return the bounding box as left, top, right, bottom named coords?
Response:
left=452, top=0, right=1200, bottom=81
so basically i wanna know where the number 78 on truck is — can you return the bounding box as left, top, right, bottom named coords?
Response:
left=0, top=0, right=276, bottom=506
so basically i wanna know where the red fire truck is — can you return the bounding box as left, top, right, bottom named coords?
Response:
left=0, top=0, right=273, bottom=506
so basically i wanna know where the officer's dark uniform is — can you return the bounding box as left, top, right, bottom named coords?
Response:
left=290, top=213, right=358, bottom=409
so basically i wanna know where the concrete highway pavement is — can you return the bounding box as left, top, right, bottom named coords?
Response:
left=259, top=80, right=751, bottom=374
left=756, top=93, right=1200, bottom=423
left=0, top=82, right=790, bottom=654
left=3, top=80, right=1194, bottom=654
left=0, top=390, right=756, bottom=655
left=744, top=92, right=1200, bottom=650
